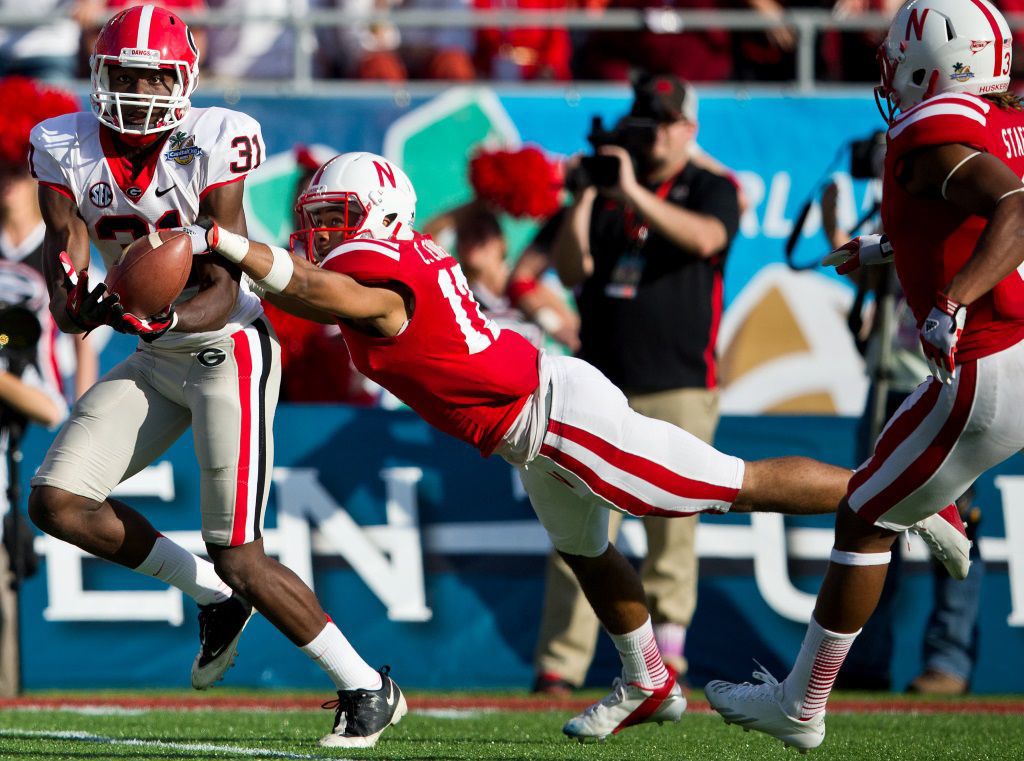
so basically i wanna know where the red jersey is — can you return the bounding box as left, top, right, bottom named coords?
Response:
left=882, top=92, right=1024, bottom=362
left=321, top=233, right=541, bottom=455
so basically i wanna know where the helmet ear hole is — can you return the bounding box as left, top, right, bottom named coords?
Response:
left=912, top=68, right=927, bottom=86
left=382, top=213, right=398, bottom=228
left=945, top=18, right=955, bottom=41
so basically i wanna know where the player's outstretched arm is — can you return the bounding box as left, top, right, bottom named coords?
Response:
left=205, top=225, right=404, bottom=322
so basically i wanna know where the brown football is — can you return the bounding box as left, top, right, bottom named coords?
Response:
left=105, top=230, right=193, bottom=318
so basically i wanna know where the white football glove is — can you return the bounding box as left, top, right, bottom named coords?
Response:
left=920, top=293, right=966, bottom=385
left=822, top=233, right=894, bottom=274
left=170, top=224, right=212, bottom=256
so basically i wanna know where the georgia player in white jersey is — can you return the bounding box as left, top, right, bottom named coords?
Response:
left=26, top=6, right=401, bottom=748
left=187, top=151, right=971, bottom=743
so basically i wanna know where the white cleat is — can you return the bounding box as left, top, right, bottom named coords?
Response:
left=910, top=503, right=971, bottom=580
left=705, top=667, right=824, bottom=752
left=562, top=672, right=686, bottom=741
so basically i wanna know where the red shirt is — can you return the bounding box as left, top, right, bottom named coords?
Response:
left=882, top=92, right=1024, bottom=362
left=322, top=233, right=540, bottom=455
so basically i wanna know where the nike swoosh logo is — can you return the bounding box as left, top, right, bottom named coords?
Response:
left=384, top=680, right=396, bottom=708
left=155, top=186, right=174, bottom=198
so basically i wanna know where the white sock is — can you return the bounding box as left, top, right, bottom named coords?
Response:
left=134, top=536, right=231, bottom=606
left=608, top=616, right=669, bottom=690
left=781, top=616, right=860, bottom=719
left=300, top=620, right=382, bottom=691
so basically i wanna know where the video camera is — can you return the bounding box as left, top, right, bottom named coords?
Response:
left=850, top=130, right=886, bottom=180
left=565, top=115, right=659, bottom=192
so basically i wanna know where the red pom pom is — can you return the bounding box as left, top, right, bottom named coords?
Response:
left=0, top=77, right=79, bottom=171
left=469, top=145, right=563, bottom=219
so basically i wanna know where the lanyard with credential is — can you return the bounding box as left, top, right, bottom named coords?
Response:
left=605, top=173, right=681, bottom=300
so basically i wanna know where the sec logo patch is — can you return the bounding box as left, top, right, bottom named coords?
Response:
left=89, top=182, right=113, bottom=208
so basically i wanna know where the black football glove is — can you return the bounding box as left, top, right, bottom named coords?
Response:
left=59, top=251, right=114, bottom=332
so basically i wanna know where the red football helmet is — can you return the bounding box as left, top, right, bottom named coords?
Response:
left=90, top=5, right=199, bottom=136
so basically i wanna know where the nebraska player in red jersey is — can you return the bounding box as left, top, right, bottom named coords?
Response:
left=27, top=6, right=404, bottom=748
left=189, top=150, right=968, bottom=741
left=706, top=0, right=1024, bottom=751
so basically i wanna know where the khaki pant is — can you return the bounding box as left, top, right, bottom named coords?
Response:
left=0, top=543, right=18, bottom=696
left=533, top=386, right=720, bottom=685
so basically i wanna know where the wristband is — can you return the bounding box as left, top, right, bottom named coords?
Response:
left=212, top=228, right=250, bottom=263
left=257, top=246, right=294, bottom=294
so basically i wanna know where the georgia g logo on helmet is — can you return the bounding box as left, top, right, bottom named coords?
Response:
left=876, top=0, right=1011, bottom=124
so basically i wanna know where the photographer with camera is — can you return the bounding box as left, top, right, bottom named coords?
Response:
left=0, top=261, right=66, bottom=696
left=531, top=73, right=741, bottom=693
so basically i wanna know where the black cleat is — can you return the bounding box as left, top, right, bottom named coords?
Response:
left=191, top=594, right=254, bottom=689
left=319, top=666, right=408, bottom=748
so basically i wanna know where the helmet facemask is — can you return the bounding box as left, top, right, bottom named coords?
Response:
left=91, top=53, right=197, bottom=136
left=291, top=193, right=372, bottom=265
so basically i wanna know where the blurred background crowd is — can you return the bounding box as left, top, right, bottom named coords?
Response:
left=6, top=0, right=1024, bottom=85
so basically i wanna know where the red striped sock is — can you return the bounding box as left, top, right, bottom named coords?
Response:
left=608, top=617, right=669, bottom=690
left=781, top=617, right=858, bottom=719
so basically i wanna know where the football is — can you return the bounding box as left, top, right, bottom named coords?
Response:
left=105, top=230, right=193, bottom=318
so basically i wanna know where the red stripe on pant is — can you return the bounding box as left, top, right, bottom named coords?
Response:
left=547, top=418, right=739, bottom=504
left=848, top=379, right=943, bottom=498
left=857, top=362, right=978, bottom=524
left=230, top=331, right=253, bottom=546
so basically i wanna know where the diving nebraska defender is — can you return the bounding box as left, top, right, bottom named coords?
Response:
left=186, top=150, right=971, bottom=743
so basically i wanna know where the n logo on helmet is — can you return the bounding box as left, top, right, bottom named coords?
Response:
left=906, top=8, right=929, bottom=41
left=374, top=161, right=397, bottom=189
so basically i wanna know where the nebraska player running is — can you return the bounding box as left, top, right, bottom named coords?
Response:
left=706, top=0, right=1023, bottom=751
left=190, top=151, right=967, bottom=741
left=27, top=7, right=402, bottom=748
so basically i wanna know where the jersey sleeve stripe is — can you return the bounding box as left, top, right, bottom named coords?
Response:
left=893, top=94, right=990, bottom=127
left=320, top=240, right=400, bottom=268
left=199, top=173, right=245, bottom=200
left=38, top=180, right=74, bottom=201
left=888, top=103, right=987, bottom=139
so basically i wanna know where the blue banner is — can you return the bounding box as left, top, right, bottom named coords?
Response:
left=17, top=408, right=1024, bottom=693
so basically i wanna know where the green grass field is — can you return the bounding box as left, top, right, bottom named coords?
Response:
left=0, top=691, right=1021, bottom=761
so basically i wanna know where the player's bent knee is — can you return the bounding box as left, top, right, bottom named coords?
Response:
left=552, top=536, right=608, bottom=559
left=27, top=486, right=86, bottom=536
left=208, top=541, right=267, bottom=593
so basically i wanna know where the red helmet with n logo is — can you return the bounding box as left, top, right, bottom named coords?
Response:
left=90, top=5, right=199, bottom=135
left=877, top=0, right=1011, bottom=122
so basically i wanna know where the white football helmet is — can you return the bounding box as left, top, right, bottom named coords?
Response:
left=293, top=152, right=417, bottom=263
left=877, top=0, right=1012, bottom=123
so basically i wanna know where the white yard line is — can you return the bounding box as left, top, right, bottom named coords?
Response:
left=0, top=728, right=345, bottom=759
